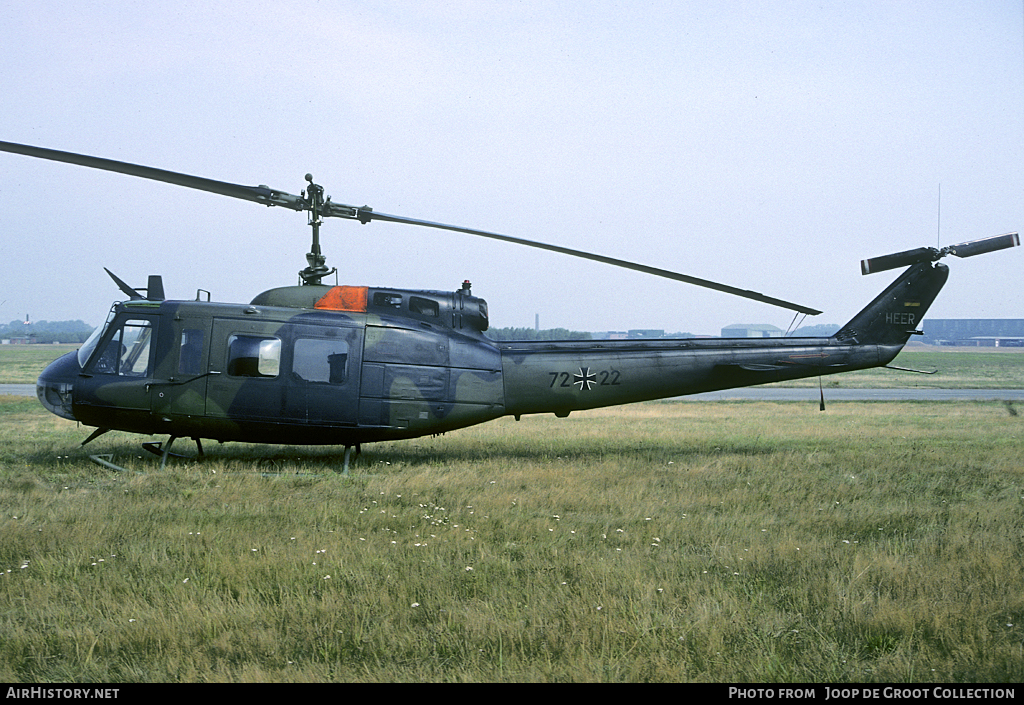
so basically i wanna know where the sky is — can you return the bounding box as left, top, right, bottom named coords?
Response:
left=1, top=1, right=1022, bottom=335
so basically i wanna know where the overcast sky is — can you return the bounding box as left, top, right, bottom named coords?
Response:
left=2, top=1, right=1022, bottom=334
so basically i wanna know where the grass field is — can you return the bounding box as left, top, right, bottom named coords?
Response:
left=0, top=344, right=79, bottom=384
left=775, top=347, right=1024, bottom=389
left=1, top=395, right=1022, bottom=682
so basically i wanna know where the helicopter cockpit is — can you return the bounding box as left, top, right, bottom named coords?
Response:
left=37, top=301, right=160, bottom=422
left=78, top=311, right=155, bottom=377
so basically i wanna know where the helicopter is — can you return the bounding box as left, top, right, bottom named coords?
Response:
left=1, top=140, right=1018, bottom=472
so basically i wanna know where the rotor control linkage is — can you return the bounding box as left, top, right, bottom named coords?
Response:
left=298, top=174, right=337, bottom=285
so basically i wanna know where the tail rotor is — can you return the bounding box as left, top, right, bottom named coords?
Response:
left=861, top=232, right=1019, bottom=275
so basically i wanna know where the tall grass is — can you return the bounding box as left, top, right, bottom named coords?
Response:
left=1, top=397, right=1022, bottom=682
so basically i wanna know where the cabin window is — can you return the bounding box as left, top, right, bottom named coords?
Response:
left=178, top=328, right=204, bottom=376
left=89, top=318, right=155, bottom=377
left=227, top=335, right=281, bottom=378
left=373, top=292, right=403, bottom=309
left=410, top=296, right=439, bottom=317
left=293, top=338, right=349, bottom=384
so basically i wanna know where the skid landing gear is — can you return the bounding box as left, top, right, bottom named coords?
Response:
left=342, top=444, right=361, bottom=475
left=88, top=434, right=206, bottom=473
left=85, top=432, right=362, bottom=477
left=142, top=436, right=206, bottom=469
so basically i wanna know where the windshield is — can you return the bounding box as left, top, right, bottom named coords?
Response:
left=77, top=306, right=117, bottom=368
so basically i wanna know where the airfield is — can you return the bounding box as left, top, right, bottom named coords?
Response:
left=1, top=344, right=1022, bottom=682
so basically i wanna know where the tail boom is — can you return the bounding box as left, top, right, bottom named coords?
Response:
left=498, top=262, right=949, bottom=418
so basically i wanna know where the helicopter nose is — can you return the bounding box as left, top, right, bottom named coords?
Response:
left=36, top=351, right=81, bottom=421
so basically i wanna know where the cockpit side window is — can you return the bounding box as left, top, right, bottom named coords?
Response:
left=86, top=318, right=156, bottom=377
left=78, top=307, right=117, bottom=368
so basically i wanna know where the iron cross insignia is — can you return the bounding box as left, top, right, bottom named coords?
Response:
left=573, top=367, right=597, bottom=391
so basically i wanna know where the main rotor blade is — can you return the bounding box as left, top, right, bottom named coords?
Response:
left=1, top=140, right=821, bottom=314
left=362, top=210, right=823, bottom=315
left=0, top=140, right=307, bottom=211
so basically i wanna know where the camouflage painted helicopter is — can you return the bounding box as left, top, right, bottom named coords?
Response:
left=1, top=141, right=1018, bottom=472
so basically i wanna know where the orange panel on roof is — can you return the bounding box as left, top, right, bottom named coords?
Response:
left=315, top=286, right=368, bottom=312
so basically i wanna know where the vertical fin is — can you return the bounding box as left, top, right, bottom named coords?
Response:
left=834, top=262, right=948, bottom=346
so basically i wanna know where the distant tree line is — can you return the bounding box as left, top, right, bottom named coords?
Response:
left=1, top=320, right=94, bottom=344
left=485, top=327, right=593, bottom=341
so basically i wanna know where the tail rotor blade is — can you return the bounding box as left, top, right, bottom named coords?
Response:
left=860, top=247, right=938, bottom=275
left=861, top=232, right=1019, bottom=275
left=947, top=232, right=1019, bottom=259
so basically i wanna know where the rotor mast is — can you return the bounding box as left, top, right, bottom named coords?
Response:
left=300, top=174, right=337, bottom=285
